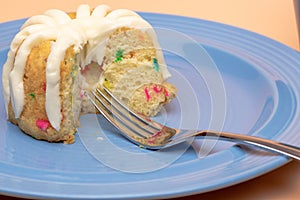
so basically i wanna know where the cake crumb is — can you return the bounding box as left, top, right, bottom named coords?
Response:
left=97, top=136, right=104, bottom=141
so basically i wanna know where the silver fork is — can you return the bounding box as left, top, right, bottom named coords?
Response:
left=86, top=87, right=300, bottom=161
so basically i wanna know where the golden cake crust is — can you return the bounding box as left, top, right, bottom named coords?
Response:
left=8, top=40, right=76, bottom=143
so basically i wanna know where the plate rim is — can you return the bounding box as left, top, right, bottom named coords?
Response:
left=0, top=12, right=299, bottom=199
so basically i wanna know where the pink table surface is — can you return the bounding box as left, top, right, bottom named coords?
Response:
left=0, top=1, right=300, bottom=199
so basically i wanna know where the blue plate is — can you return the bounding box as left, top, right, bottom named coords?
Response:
left=1, top=13, right=300, bottom=199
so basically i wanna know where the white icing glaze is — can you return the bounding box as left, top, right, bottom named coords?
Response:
left=46, top=22, right=88, bottom=130
left=76, top=4, right=91, bottom=19
left=21, top=15, right=56, bottom=29
left=9, top=28, right=58, bottom=118
left=2, top=4, right=171, bottom=131
left=44, top=9, right=72, bottom=25
left=92, top=5, right=111, bottom=17
left=2, top=24, right=47, bottom=114
left=105, top=9, right=140, bottom=19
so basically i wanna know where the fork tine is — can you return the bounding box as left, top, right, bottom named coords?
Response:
left=86, top=90, right=160, bottom=148
left=89, top=90, right=154, bottom=139
left=100, top=87, right=165, bottom=131
left=85, top=90, right=140, bottom=138
left=86, top=87, right=179, bottom=149
left=97, top=89, right=158, bottom=136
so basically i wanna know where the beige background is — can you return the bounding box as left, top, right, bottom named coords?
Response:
left=1, top=0, right=299, bottom=50
left=0, top=0, right=300, bottom=200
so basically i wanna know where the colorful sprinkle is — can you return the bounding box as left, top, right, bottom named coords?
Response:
left=103, top=78, right=111, bottom=90
left=73, top=64, right=79, bottom=70
left=153, top=85, right=163, bottom=93
left=29, top=93, right=35, bottom=99
left=146, top=132, right=162, bottom=145
left=138, top=33, right=144, bottom=40
left=129, top=51, right=135, bottom=58
left=74, top=54, right=78, bottom=63
left=115, top=49, right=124, bottom=62
left=152, top=131, right=162, bottom=138
left=81, top=65, right=90, bottom=75
left=71, top=64, right=79, bottom=77
left=144, top=87, right=151, bottom=101
left=146, top=140, right=155, bottom=145
left=165, top=89, right=169, bottom=97
left=36, top=119, right=50, bottom=131
left=79, top=90, right=84, bottom=98
left=152, top=58, right=159, bottom=72
left=42, top=82, right=46, bottom=92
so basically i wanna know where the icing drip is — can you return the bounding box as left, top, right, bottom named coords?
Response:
left=21, top=15, right=56, bottom=29
left=76, top=4, right=91, bottom=19
left=44, top=9, right=72, bottom=24
left=2, top=4, right=171, bottom=131
left=2, top=24, right=48, bottom=114
left=45, top=22, right=87, bottom=130
left=9, top=28, right=58, bottom=118
left=91, top=5, right=111, bottom=17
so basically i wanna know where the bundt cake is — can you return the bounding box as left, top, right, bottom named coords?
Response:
left=2, top=4, right=177, bottom=144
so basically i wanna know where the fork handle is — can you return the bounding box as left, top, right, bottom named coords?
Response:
left=197, top=131, right=300, bottom=161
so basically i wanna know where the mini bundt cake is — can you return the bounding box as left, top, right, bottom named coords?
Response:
left=2, top=4, right=177, bottom=144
